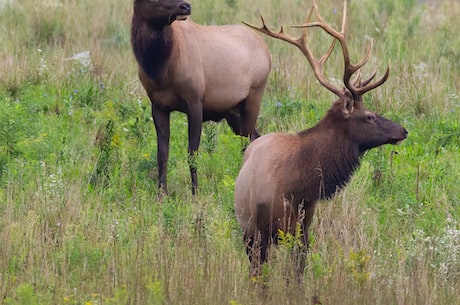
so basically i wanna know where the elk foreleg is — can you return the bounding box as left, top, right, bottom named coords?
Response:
left=152, top=105, right=171, bottom=196
left=187, top=103, right=203, bottom=195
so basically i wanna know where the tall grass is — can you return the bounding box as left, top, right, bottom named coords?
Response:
left=0, top=0, right=459, bottom=304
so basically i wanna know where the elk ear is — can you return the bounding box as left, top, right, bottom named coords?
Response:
left=341, top=93, right=354, bottom=118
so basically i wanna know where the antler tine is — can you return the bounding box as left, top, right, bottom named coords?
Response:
left=293, top=1, right=389, bottom=100
left=358, top=65, right=390, bottom=93
left=243, top=7, right=344, bottom=97
left=357, top=70, right=375, bottom=87
left=292, top=1, right=359, bottom=95
left=352, top=69, right=362, bottom=87
left=303, top=2, right=336, bottom=68
left=243, top=15, right=297, bottom=44
left=341, top=0, right=347, bottom=35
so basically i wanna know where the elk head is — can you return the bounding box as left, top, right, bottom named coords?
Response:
left=134, top=0, right=192, bottom=26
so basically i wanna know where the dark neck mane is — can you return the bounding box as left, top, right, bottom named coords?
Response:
left=131, top=11, right=173, bottom=81
left=316, top=136, right=361, bottom=199
left=298, top=111, right=362, bottom=200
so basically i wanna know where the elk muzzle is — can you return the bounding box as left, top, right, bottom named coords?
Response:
left=168, top=1, right=191, bottom=24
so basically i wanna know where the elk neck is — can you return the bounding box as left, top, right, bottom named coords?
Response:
left=297, top=110, right=363, bottom=200
left=131, top=10, right=174, bottom=81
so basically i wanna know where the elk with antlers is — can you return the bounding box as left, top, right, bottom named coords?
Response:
left=234, top=0, right=408, bottom=276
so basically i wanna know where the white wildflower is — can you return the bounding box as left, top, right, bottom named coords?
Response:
left=38, top=49, right=49, bottom=77
left=413, top=62, right=428, bottom=80
left=66, top=50, right=92, bottom=69
left=44, top=166, right=65, bottom=197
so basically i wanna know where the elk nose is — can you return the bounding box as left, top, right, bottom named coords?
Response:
left=179, top=2, right=192, bottom=14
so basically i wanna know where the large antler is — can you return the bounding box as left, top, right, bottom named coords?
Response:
left=243, top=6, right=343, bottom=98
left=244, top=0, right=389, bottom=103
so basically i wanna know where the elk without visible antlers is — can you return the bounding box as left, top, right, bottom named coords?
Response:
left=235, top=0, right=408, bottom=277
left=131, top=0, right=271, bottom=195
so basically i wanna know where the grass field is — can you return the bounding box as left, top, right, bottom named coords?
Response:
left=0, top=0, right=459, bottom=304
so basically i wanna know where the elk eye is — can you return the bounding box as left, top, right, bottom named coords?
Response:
left=366, top=113, right=376, bottom=122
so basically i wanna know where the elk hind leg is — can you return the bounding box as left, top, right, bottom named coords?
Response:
left=244, top=229, right=270, bottom=279
left=226, top=94, right=261, bottom=141
left=238, top=91, right=264, bottom=141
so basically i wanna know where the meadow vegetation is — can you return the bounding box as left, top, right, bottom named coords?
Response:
left=0, top=0, right=459, bottom=304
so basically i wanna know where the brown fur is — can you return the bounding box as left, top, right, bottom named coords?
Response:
left=234, top=97, right=408, bottom=276
left=234, top=1, right=408, bottom=276
left=131, top=0, right=271, bottom=195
